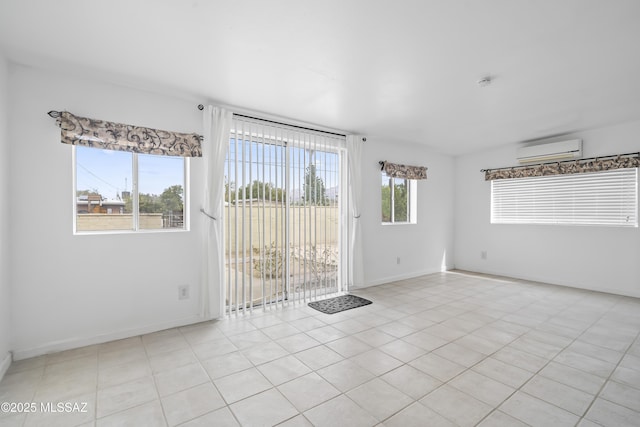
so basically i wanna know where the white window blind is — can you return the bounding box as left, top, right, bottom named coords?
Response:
left=225, top=117, right=347, bottom=314
left=491, top=168, right=638, bottom=227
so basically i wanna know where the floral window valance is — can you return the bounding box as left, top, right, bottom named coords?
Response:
left=53, top=111, right=203, bottom=157
left=484, top=154, right=640, bottom=181
left=380, top=161, right=428, bottom=180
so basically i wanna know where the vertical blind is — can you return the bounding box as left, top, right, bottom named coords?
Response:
left=491, top=168, right=638, bottom=226
left=225, top=117, right=347, bottom=314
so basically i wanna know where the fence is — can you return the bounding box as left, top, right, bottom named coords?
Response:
left=76, top=213, right=183, bottom=231
left=224, top=205, right=339, bottom=253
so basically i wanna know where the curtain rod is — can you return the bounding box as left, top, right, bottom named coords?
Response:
left=480, top=151, right=640, bottom=173
left=197, top=104, right=347, bottom=138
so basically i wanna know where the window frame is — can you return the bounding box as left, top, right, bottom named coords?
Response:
left=490, top=168, right=638, bottom=227
left=72, top=146, right=190, bottom=235
left=381, top=172, right=417, bottom=225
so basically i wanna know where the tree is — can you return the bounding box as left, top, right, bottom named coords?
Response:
left=381, top=181, right=391, bottom=222
left=303, top=164, right=328, bottom=206
left=232, top=180, right=286, bottom=204
left=159, top=185, right=184, bottom=213
left=225, top=181, right=235, bottom=203
left=270, top=187, right=286, bottom=203
left=381, top=178, right=408, bottom=222
left=393, top=180, right=408, bottom=222
left=138, top=193, right=162, bottom=213
left=243, top=180, right=273, bottom=200
left=123, top=192, right=133, bottom=213
left=126, top=185, right=184, bottom=214
left=77, top=189, right=100, bottom=197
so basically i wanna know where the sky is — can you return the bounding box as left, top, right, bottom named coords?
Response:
left=76, top=146, right=184, bottom=199
left=76, top=140, right=340, bottom=201
left=226, top=139, right=340, bottom=198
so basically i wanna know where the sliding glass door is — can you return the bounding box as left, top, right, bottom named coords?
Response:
left=224, top=118, right=347, bottom=314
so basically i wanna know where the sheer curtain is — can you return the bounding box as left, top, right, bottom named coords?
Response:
left=201, top=106, right=233, bottom=319
left=347, top=135, right=365, bottom=289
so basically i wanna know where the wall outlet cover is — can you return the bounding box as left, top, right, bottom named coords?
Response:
left=178, top=285, right=190, bottom=300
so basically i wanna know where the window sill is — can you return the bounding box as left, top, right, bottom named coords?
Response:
left=73, top=228, right=189, bottom=236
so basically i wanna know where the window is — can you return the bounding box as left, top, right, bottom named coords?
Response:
left=381, top=172, right=417, bottom=224
left=491, top=168, right=638, bottom=227
left=74, top=146, right=187, bottom=233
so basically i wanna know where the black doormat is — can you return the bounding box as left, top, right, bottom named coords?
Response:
left=308, top=294, right=372, bottom=314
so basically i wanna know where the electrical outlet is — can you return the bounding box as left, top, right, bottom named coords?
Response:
left=396, top=257, right=401, bottom=265
left=178, top=285, right=190, bottom=300
left=481, top=251, right=487, bottom=260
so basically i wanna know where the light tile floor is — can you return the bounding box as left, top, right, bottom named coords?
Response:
left=1, top=271, right=640, bottom=426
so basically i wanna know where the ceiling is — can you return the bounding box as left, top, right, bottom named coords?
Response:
left=2, top=0, right=640, bottom=155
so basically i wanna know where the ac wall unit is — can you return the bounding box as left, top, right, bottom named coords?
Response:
left=516, top=139, right=582, bottom=164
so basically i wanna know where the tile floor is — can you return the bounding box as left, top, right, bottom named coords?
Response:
left=1, top=271, right=640, bottom=426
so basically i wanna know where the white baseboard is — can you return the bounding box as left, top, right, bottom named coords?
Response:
left=12, top=315, right=204, bottom=361
left=457, top=267, right=640, bottom=299
left=0, top=351, right=11, bottom=381
left=357, top=267, right=447, bottom=288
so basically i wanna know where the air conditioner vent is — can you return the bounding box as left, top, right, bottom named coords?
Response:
left=516, top=139, right=582, bottom=164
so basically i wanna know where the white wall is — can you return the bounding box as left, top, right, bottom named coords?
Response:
left=361, top=139, right=455, bottom=286
left=454, top=121, right=640, bottom=297
left=0, top=55, right=12, bottom=377
left=9, top=64, right=205, bottom=359
left=6, top=64, right=457, bottom=359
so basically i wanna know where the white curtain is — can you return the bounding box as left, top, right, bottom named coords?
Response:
left=201, top=106, right=232, bottom=319
left=347, top=135, right=365, bottom=289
